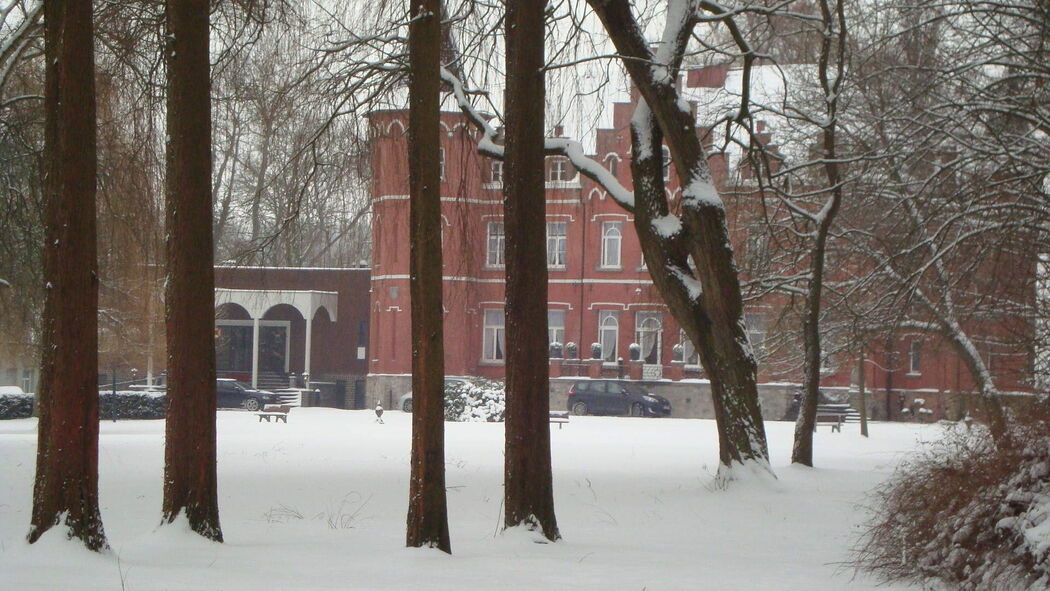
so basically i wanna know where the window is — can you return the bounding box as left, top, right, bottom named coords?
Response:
left=439, top=147, right=446, bottom=181
left=599, top=310, right=619, bottom=362
left=548, top=309, right=566, bottom=345
left=550, top=158, right=567, bottom=182
left=483, top=309, right=506, bottom=362
left=601, top=221, right=623, bottom=268
left=546, top=222, right=567, bottom=268
left=662, top=146, right=671, bottom=182
left=744, top=312, right=767, bottom=355
left=680, top=330, right=699, bottom=365
left=486, top=222, right=505, bottom=267
left=909, top=341, right=922, bottom=374
left=490, top=160, right=503, bottom=184
left=635, top=312, right=663, bottom=364
left=606, top=154, right=619, bottom=177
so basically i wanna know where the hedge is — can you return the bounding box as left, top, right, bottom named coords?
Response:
left=0, top=391, right=167, bottom=420
left=0, top=392, right=33, bottom=420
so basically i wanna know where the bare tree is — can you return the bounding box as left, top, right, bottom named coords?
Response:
left=161, top=0, right=222, bottom=540
left=28, top=0, right=107, bottom=550
left=502, top=0, right=560, bottom=541
left=405, top=0, right=451, bottom=553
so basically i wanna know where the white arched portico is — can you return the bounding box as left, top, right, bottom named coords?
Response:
left=215, top=289, right=338, bottom=388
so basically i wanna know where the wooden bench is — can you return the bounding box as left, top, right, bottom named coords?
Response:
left=549, top=410, right=570, bottom=429
left=257, top=404, right=292, bottom=423
left=814, top=404, right=849, bottom=433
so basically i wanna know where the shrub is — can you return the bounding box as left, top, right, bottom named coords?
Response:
left=444, top=379, right=505, bottom=422
left=98, top=391, right=167, bottom=420
left=855, top=399, right=1050, bottom=590
left=1, top=390, right=167, bottom=420
left=0, top=392, right=33, bottom=419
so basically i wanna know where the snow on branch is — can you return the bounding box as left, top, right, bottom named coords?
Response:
left=439, top=66, right=635, bottom=211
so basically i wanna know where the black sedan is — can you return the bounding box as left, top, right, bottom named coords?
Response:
left=216, top=379, right=279, bottom=411
left=566, top=380, right=672, bottom=417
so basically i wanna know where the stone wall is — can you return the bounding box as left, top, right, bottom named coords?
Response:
left=548, top=378, right=798, bottom=421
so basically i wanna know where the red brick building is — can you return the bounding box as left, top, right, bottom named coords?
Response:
left=364, top=79, right=1035, bottom=420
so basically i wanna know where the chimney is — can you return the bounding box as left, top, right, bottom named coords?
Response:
left=686, top=65, right=729, bottom=89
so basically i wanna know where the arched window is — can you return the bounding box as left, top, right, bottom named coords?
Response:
left=635, top=312, right=663, bottom=364
left=483, top=309, right=505, bottom=362
left=661, top=146, right=671, bottom=182
left=605, top=154, right=620, bottom=178
left=598, top=311, right=619, bottom=362
left=680, top=330, right=699, bottom=366
left=601, top=221, right=622, bottom=268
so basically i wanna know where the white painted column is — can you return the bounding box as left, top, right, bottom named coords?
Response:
left=304, top=313, right=313, bottom=386
left=251, top=317, right=261, bottom=388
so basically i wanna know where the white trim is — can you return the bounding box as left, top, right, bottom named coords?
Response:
left=588, top=302, right=629, bottom=311
left=215, top=288, right=338, bottom=322
left=374, top=194, right=579, bottom=205
left=591, top=212, right=631, bottom=222
left=371, top=274, right=655, bottom=286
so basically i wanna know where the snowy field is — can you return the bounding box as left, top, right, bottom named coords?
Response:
left=0, top=409, right=937, bottom=590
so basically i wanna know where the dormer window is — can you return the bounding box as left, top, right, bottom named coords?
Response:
left=550, top=158, right=567, bottom=182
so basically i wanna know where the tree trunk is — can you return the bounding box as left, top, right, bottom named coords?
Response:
left=405, top=0, right=451, bottom=553
left=792, top=227, right=831, bottom=466
left=502, top=0, right=560, bottom=541
left=161, top=0, right=222, bottom=541
left=791, top=0, right=847, bottom=468
left=28, top=0, right=107, bottom=551
left=858, top=348, right=869, bottom=437
left=589, top=0, right=770, bottom=470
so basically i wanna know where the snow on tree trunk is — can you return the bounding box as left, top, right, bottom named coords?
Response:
left=405, top=0, right=451, bottom=554
left=28, top=0, right=107, bottom=551
left=502, top=0, right=560, bottom=542
left=161, top=0, right=222, bottom=542
left=589, top=0, right=770, bottom=472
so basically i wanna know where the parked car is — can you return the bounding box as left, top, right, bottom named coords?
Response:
left=566, top=380, right=672, bottom=417
left=399, top=378, right=470, bottom=412
left=216, top=378, right=279, bottom=412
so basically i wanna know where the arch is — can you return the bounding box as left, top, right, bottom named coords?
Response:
left=385, top=119, right=406, bottom=136
left=587, top=187, right=606, bottom=202
left=636, top=313, right=663, bottom=364
left=215, top=302, right=251, bottom=320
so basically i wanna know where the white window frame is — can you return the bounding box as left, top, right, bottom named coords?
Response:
left=601, top=221, right=623, bottom=269
left=909, top=340, right=922, bottom=374
left=599, top=310, right=619, bottom=363
left=486, top=221, right=505, bottom=268
left=744, top=312, right=767, bottom=356
left=550, top=158, right=567, bottom=182
left=679, top=330, right=699, bottom=366
left=548, top=309, right=566, bottom=345
left=546, top=221, right=567, bottom=268
left=483, top=309, right=506, bottom=362
left=490, top=159, right=503, bottom=185
left=635, top=312, right=663, bottom=364
left=662, top=146, right=671, bottom=182
left=439, top=147, right=446, bottom=181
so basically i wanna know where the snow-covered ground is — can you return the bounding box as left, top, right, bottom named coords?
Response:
left=0, top=409, right=935, bottom=590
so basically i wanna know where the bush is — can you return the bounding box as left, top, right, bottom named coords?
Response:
left=98, top=391, right=167, bottom=420
left=1, top=390, right=167, bottom=420
left=0, top=392, right=33, bottom=419
left=444, top=379, right=505, bottom=422
left=855, top=400, right=1050, bottom=590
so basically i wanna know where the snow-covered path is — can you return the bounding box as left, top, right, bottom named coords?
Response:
left=0, top=409, right=931, bottom=589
